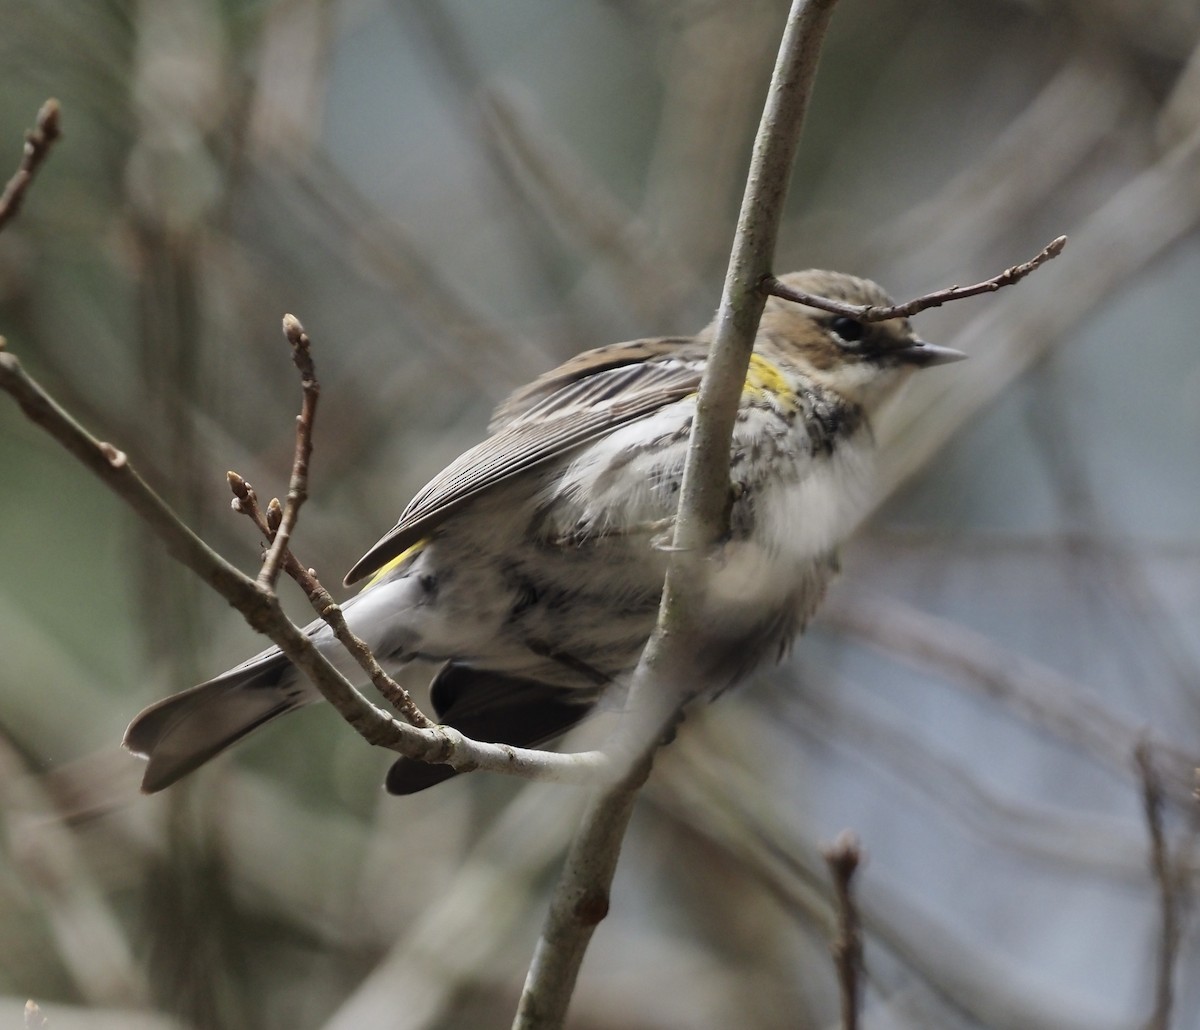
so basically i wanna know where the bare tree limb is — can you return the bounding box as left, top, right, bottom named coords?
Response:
left=0, top=347, right=610, bottom=786
left=823, top=830, right=865, bottom=1030
left=513, top=2, right=843, bottom=1025
left=763, top=235, right=1067, bottom=322
left=0, top=99, right=60, bottom=233
left=673, top=0, right=841, bottom=555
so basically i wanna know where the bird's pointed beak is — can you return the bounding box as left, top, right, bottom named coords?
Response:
left=895, top=340, right=968, bottom=367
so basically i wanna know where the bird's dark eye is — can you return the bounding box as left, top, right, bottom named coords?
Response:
left=830, top=316, right=866, bottom=344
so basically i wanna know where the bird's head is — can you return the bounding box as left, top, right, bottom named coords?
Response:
left=760, top=269, right=965, bottom=410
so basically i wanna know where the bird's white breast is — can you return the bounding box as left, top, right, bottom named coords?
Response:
left=709, top=425, right=876, bottom=612
left=756, top=426, right=876, bottom=559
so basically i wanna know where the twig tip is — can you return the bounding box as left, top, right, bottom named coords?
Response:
left=227, top=470, right=250, bottom=498
left=282, top=313, right=306, bottom=343
left=37, top=99, right=61, bottom=137
left=822, top=829, right=863, bottom=870
left=25, top=999, right=49, bottom=1029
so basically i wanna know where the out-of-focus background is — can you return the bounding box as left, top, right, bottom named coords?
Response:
left=2, top=1, right=1198, bottom=1027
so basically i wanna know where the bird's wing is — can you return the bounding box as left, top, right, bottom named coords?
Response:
left=344, top=339, right=707, bottom=585
left=489, top=335, right=699, bottom=428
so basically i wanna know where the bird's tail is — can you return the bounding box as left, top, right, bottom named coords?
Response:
left=124, top=650, right=311, bottom=793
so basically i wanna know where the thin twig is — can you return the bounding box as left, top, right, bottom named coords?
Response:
left=873, top=121, right=1200, bottom=508
left=822, top=830, right=865, bottom=1030
left=1135, top=741, right=1181, bottom=1030
left=0, top=99, right=61, bottom=233
left=513, top=3, right=843, bottom=1026
left=660, top=729, right=1113, bottom=1030
left=763, top=235, right=1067, bottom=322
left=258, top=314, right=318, bottom=588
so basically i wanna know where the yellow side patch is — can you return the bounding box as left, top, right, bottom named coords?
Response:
left=743, top=354, right=797, bottom=409
left=362, top=539, right=428, bottom=591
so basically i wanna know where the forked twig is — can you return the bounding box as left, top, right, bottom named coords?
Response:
left=230, top=314, right=433, bottom=729
left=763, top=235, right=1067, bottom=322
left=228, top=472, right=433, bottom=729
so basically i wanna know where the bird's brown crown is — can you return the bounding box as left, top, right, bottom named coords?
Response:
left=760, top=270, right=918, bottom=370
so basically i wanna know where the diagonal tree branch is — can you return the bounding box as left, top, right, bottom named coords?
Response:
left=513, top=3, right=843, bottom=1026
left=0, top=104, right=611, bottom=787
left=0, top=343, right=607, bottom=788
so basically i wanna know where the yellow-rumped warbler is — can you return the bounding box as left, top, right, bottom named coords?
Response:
left=125, top=270, right=964, bottom=794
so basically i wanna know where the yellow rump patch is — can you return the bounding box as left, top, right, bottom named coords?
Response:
left=361, top=539, right=428, bottom=591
